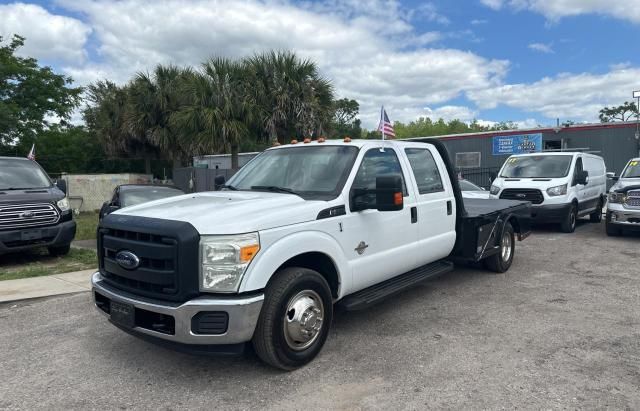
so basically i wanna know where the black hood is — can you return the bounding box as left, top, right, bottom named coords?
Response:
left=0, top=186, right=65, bottom=205
left=612, top=184, right=640, bottom=193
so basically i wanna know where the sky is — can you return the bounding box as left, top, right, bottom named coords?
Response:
left=1, top=0, right=640, bottom=129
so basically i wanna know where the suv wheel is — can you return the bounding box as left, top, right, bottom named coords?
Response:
left=252, top=267, right=333, bottom=370
left=560, top=204, right=577, bottom=233
left=605, top=222, right=622, bottom=237
left=48, top=244, right=71, bottom=256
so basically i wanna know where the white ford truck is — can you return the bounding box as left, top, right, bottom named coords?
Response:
left=92, top=139, right=531, bottom=369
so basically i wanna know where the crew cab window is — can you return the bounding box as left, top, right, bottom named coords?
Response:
left=352, top=148, right=407, bottom=196
left=404, top=148, right=444, bottom=194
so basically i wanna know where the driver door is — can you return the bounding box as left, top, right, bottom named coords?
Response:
left=339, top=147, right=419, bottom=292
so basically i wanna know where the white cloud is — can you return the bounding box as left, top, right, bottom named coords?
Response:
left=481, top=0, right=640, bottom=24
left=422, top=105, right=479, bottom=122
left=467, top=66, right=640, bottom=121
left=52, top=0, right=507, bottom=128
left=471, top=19, right=488, bottom=25
left=528, top=42, right=554, bottom=53
left=0, top=3, right=91, bottom=63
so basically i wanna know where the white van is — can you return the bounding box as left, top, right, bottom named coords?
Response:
left=489, top=152, right=607, bottom=232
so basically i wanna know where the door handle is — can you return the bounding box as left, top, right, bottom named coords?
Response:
left=410, top=206, right=418, bottom=223
left=446, top=200, right=452, bottom=215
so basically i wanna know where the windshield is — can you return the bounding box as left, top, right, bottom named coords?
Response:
left=459, top=180, right=482, bottom=191
left=120, top=187, right=184, bottom=207
left=500, top=155, right=572, bottom=178
left=0, top=159, right=52, bottom=190
left=621, top=160, right=640, bottom=178
left=227, top=145, right=359, bottom=200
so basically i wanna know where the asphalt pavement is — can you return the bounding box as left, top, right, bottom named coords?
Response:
left=1, top=220, right=639, bottom=409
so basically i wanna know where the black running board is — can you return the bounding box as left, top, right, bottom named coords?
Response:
left=338, top=260, right=454, bottom=311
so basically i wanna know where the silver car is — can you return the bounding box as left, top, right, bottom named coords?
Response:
left=606, top=158, right=640, bottom=236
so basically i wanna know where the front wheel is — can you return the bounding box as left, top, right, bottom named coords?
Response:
left=560, top=204, right=577, bottom=233
left=252, top=267, right=333, bottom=370
left=606, top=222, right=622, bottom=237
left=484, top=222, right=515, bottom=273
left=48, top=244, right=71, bottom=256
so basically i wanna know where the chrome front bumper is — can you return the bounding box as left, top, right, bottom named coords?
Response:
left=607, top=203, right=640, bottom=226
left=91, top=272, right=264, bottom=345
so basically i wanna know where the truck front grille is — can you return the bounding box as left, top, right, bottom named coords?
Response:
left=100, top=228, right=179, bottom=298
left=0, top=203, right=60, bottom=230
left=98, top=215, right=200, bottom=302
left=625, top=190, right=640, bottom=208
left=500, top=189, right=544, bottom=204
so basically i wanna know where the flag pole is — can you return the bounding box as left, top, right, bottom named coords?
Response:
left=380, top=106, right=385, bottom=152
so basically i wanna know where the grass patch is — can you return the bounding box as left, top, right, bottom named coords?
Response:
left=74, top=211, right=100, bottom=241
left=0, top=248, right=97, bottom=281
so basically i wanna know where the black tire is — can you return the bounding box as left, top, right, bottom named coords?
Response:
left=605, top=222, right=622, bottom=237
left=590, top=198, right=603, bottom=223
left=560, top=204, right=577, bottom=233
left=484, top=222, right=515, bottom=273
left=252, top=267, right=333, bottom=370
left=48, top=244, right=71, bottom=256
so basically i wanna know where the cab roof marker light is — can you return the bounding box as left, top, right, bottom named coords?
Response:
left=343, top=137, right=351, bottom=143
left=290, top=139, right=298, bottom=145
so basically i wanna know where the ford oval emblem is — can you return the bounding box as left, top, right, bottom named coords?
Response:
left=516, top=193, right=526, bottom=198
left=115, top=250, right=140, bottom=270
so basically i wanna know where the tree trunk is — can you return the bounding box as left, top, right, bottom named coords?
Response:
left=144, top=158, right=151, bottom=175
left=231, top=143, right=239, bottom=170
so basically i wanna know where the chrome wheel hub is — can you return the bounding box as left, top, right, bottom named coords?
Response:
left=283, top=290, right=324, bottom=351
left=501, top=231, right=512, bottom=262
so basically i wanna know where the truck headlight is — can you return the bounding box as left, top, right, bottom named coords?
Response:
left=546, top=184, right=567, bottom=197
left=609, top=192, right=625, bottom=203
left=56, top=197, right=70, bottom=212
left=489, top=185, right=500, bottom=195
left=199, top=233, right=260, bottom=293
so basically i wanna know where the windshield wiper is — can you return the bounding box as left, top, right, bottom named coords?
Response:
left=219, top=184, right=238, bottom=191
left=251, top=185, right=302, bottom=197
left=0, top=187, right=33, bottom=191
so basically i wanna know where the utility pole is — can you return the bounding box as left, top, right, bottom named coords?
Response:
left=634, top=90, right=640, bottom=156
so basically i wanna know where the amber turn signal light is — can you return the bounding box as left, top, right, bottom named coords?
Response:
left=394, top=192, right=403, bottom=206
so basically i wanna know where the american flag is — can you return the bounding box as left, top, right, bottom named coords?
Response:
left=377, top=106, right=395, bottom=139
left=27, top=144, right=36, bottom=161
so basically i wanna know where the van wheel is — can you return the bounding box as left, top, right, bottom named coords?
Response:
left=484, top=222, right=515, bottom=273
left=48, top=244, right=71, bottom=256
left=560, top=205, right=577, bottom=233
left=590, top=198, right=603, bottom=223
left=606, top=222, right=622, bottom=237
left=252, top=267, right=333, bottom=370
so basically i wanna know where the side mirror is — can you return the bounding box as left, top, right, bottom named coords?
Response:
left=350, top=174, right=404, bottom=212
left=375, top=175, right=404, bottom=211
left=606, top=172, right=619, bottom=181
left=56, top=179, right=67, bottom=195
left=214, top=175, right=226, bottom=190
left=577, top=170, right=589, bottom=185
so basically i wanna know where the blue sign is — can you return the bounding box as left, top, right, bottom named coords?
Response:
left=492, top=133, right=542, bottom=155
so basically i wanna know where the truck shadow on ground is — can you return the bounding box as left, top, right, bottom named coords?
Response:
left=93, top=266, right=484, bottom=376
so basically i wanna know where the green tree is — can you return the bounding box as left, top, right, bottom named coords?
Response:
left=246, top=51, right=334, bottom=143
left=599, top=101, right=638, bottom=122
left=127, top=65, right=193, bottom=168
left=175, top=58, right=254, bottom=169
left=83, top=80, right=162, bottom=173
left=0, top=35, right=82, bottom=146
left=329, top=98, right=361, bottom=139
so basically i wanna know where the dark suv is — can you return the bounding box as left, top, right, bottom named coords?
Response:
left=0, top=157, right=76, bottom=256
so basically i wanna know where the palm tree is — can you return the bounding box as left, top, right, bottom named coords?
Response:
left=174, top=57, right=253, bottom=169
left=126, top=65, right=192, bottom=168
left=83, top=80, right=160, bottom=173
left=246, top=51, right=334, bottom=143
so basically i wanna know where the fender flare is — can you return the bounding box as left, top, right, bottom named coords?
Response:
left=239, top=231, right=350, bottom=297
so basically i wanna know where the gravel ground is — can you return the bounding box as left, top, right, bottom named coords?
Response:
left=1, top=220, right=639, bottom=410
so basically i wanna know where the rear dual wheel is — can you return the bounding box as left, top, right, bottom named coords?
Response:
left=484, top=222, right=515, bottom=273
